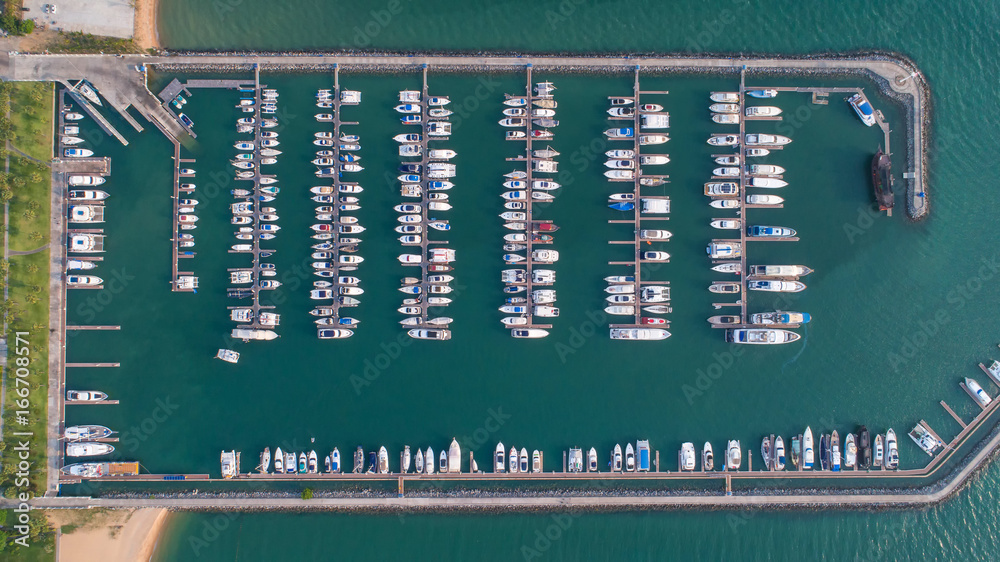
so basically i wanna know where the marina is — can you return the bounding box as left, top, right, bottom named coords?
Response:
left=22, top=54, right=978, bottom=504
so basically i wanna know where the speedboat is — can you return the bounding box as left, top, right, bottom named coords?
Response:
left=378, top=447, right=389, bottom=474
left=308, top=450, right=319, bottom=474
left=745, top=105, right=782, bottom=117
left=707, top=134, right=739, bottom=146
left=625, top=443, right=635, bottom=472
left=703, top=442, right=714, bottom=471
left=587, top=448, right=598, bottom=472
left=65, top=390, right=107, bottom=401
left=509, top=448, right=519, bottom=473
left=521, top=448, right=530, bottom=473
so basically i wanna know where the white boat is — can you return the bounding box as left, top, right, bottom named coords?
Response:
left=448, top=439, right=462, bottom=473
left=703, top=442, right=714, bottom=471
left=803, top=427, right=815, bottom=469
left=710, top=92, right=739, bottom=103
left=710, top=199, right=740, bottom=209
left=885, top=429, right=899, bottom=469
left=747, top=280, right=806, bottom=293
left=848, top=93, right=877, bottom=126
left=64, top=148, right=94, bottom=157
left=710, top=219, right=741, bottom=230
left=65, top=425, right=113, bottom=440
left=710, top=103, right=740, bottom=114
left=749, top=177, right=788, bottom=188
left=746, top=89, right=778, bottom=98
left=610, top=328, right=670, bottom=340
left=640, top=155, right=669, bottom=165
left=216, top=349, right=239, bottom=364
left=749, top=164, right=785, bottom=175
left=331, top=448, right=341, bottom=473
left=494, top=442, right=505, bottom=473
left=843, top=434, right=855, bottom=469
left=746, top=194, right=784, bottom=205
left=745, top=105, right=782, bottom=117
left=680, top=442, right=696, bottom=471
left=726, top=440, right=741, bottom=470
left=713, top=167, right=740, bottom=177
left=68, top=175, right=105, bottom=186
left=511, top=329, right=549, bottom=339
left=625, top=443, right=635, bottom=472
left=726, top=328, right=801, bottom=344
left=966, top=377, right=992, bottom=407
left=745, top=133, right=792, bottom=146
left=66, top=443, right=114, bottom=457
left=604, top=305, right=635, bottom=316
left=707, top=134, right=739, bottom=146
left=65, top=390, right=108, bottom=402
left=712, top=113, right=740, bottom=124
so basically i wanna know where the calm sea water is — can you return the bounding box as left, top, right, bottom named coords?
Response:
left=79, top=0, right=1000, bottom=559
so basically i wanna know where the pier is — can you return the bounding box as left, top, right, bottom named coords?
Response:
left=316, top=66, right=362, bottom=329
left=169, top=143, right=197, bottom=292
left=499, top=66, right=556, bottom=333
left=395, top=67, right=455, bottom=335
left=228, top=66, right=278, bottom=333
left=606, top=68, right=672, bottom=331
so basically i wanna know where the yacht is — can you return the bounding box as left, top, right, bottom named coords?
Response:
left=378, top=447, right=389, bottom=473
left=774, top=437, right=786, bottom=471
left=407, top=329, right=452, bottom=340
left=703, top=442, right=714, bottom=471
left=746, top=89, right=778, bottom=98
left=587, top=448, right=598, bottom=472
left=709, top=199, right=740, bottom=209
left=831, top=431, right=842, bottom=472
left=512, top=329, right=549, bottom=339
left=746, top=194, right=784, bottom=206
left=625, top=443, right=635, bottom=472
left=679, top=442, right=696, bottom=471
left=712, top=114, right=740, bottom=124
left=66, top=390, right=108, bottom=402
left=885, top=429, right=899, bottom=469
left=848, top=93, right=877, bottom=126
left=750, top=311, right=811, bottom=325
left=726, top=328, right=801, bottom=344
left=66, top=443, right=114, bottom=457
left=610, top=328, right=670, bottom=340
left=65, top=425, right=113, bottom=440
left=745, top=133, right=792, bottom=146
left=710, top=92, right=739, bottom=103
left=966, top=377, right=992, bottom=407
left=331, top=448, right=341, bottom=473
left=747, top=225, right=796, bottom=237
left=68, top=175, right=105, bottom=186
left=521, top=448, right=530, bottom=473
left=495, top=442, right=505, bottom=473
left=532, top=450, right=542, bottom=473
left=749, top=177, right=788, bottom=188
left=605, top=127, right=634, bottom=138
left=449, top=439, right=462, bottom=473
left=803, top=427, right=815, bottom=469
left=274, top=447, right=284, bottom=474
left=726, top=440, right=741, bottom=470
left=439, top=450, right=448, bottom=473
left=307, top=450, right=319, bottom=474
left=709, top=103, right=740, bottom=114
left=874, top=433, right=884, bottom=468
left=707, top=134, right=739, bottom=146
left=568, top=448, right=584, bottom=473
left=844, top=433, right=856, bottom=469
left=612, top=444, right=623, bottom=472
left=747, top=280, right=806, bottom=293
left=639, top=134, right=669, bottom=145
left=64, top=148, right=94, bottom=157
left=745, top=106, right=782, bottom=117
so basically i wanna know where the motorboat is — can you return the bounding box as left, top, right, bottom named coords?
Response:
left=66, top=390, right=108, bottom=402
left=745, top=133, right=792, bottom=146
left=707, top=242, right=741, bottom=259
left=726, top=440, right=741, bottom=470
left=710, top=103, right=740, bottom=113
left=747, top=225, right=796, bottom=237
left=745, top=105, right=782, bottom=117
left=705, top=182, right=738, bottom=196
left=609, top=98, right=634, bottom=106
left=512, top=329, right=549, bottom=338
left=709, top=282, right=740, bottom=294
left=966, top=377, right=992, bottom=407
left=625, top=444, right=635, bottom=472
left=747, top=280, right=806, bottom=292
left=703, top=442, right=714, bottom=471
left=750, top=311, right=811, bottom=325
left=711, top=262, right=741, bottom=274
left=66, top=443, right=114, bottom=457
left=65, top=425, right=113, bottom=440
left=844, top=433, right=856, bottom=469
left=746, top=194, right=784, bottom=205
left=710, top=92, right=739, bottom=103
left=874, top=433, right=884, bottom=468
left=604, top=128, right=634, bottom=138
left=707, top=134, right=739, bottom=146
left=749, top=164, right=785, bottom=175
left=610, top=328, right=669, bottom=340
left=64, top=148, right=94, bottom=157
left=494, top=442, right=505, bottom=473
left=680, top=442, right=696, bottom=471
left=710, top=219, right=741, bottom=230
left=639, top=134, right=669, bottom=145
left=726, top=328, right=801, bottom=344
left=604, top=305, right=635, bottom=316
left=848, top=92, right=877, bottom=126
left=640, top=155, right=669, bottom=165
left=802, top=427, right=815, bottom=469
left=642, top=251, right=670, bottom=261
left=712, top=113, right=739, bottom=124
left=749, top=177, right=788, bottom=188
left=68, top=175, right=105, bottom=186
left=885, top=429, right=899, bottom=469
left=710, top=199, right=740, bottom=209
left=746, top=89, right=778, bottom=98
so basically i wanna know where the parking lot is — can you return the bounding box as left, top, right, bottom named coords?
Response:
left=23, top=0, right=134, bottom=39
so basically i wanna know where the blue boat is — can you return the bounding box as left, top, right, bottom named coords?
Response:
left=609, top=202, right=634, bottom=211
left=637, top=440, right=650, bottom=472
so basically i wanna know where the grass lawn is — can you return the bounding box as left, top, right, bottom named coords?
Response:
left=9, top=83, right=53, bottom=162
left=6, top=155, right=50, bottom=253
left=0, top=80, right=52, bottom=502
left=0, top=509, right=55, bottom=560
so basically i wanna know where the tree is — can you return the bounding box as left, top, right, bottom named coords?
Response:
left=24, top=294, right=38, bottom=305
left=301, top=488, right=314, bottom=500
left=31, top=285, right=42, bottom=294
left=0, top=189, right=11, bottom=203
left=29, top=172, right=42, bottom=184
left=28, top=231, right=43, bottom=242
left=26, top=263, right=39, bottom=274
left=22, top=209, right=35, bottom=220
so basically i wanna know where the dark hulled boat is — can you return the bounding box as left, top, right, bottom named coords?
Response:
left=872, top=147, right=894, bottom=214
left=858, top=425, right=872, bottom=469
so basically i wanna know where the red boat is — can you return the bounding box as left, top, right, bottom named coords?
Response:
left=641, top=317, right=666, bottom=325
left=531, top=234, right=554, bottom=243
left=428, top=265, right=452, bottom=272
left=533, top=223, right=559, bottom=233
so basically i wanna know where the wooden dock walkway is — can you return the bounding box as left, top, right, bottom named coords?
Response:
left=65, top=362, right=119, bottom=368
left=169, top=138, right=197, bottom=292
left=62, top=82, right=128, bottom=146
left=65, top=325, right=120, bottom=330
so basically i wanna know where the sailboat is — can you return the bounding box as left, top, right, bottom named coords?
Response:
left=403, top=446, right=412, bottom=473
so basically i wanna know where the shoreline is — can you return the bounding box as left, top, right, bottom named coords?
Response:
left=134, top=0, right=161, bottom=50
left=50, top=508, right=169, bottom=562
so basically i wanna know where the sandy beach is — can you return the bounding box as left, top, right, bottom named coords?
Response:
left=51, top=508, right=169, bottom=562
left=134, top=0, right=161, bottom=50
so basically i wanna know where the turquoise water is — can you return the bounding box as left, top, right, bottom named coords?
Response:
left=73, top=0, right=1000, bottom=558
